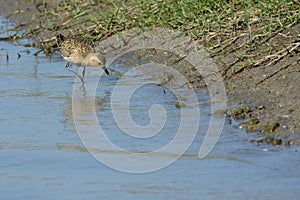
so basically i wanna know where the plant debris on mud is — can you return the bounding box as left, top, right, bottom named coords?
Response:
left=0, top=0, right=299, bottom=145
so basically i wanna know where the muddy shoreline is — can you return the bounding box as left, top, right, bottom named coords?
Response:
left=1, top=0, right=299, bottom=146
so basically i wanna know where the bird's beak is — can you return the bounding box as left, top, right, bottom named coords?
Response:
left=103, top=66, right=109, bottom=75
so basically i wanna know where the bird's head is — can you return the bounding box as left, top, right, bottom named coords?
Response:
left=83, top=53, right=109, bottom=75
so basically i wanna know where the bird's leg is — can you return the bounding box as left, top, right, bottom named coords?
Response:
left=64, top=62, right=84, bottom=84
left=66, top=68, right=85, bottom=84
left=82, top=66, right=86, bottom=78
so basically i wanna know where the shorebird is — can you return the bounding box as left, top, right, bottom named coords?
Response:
left=56, top=34, right=109, bottom=83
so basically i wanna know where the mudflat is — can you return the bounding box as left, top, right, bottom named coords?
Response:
left=1, top=0, right=299, bottom=145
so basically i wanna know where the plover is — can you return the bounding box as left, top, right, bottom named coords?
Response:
left=56, top=34, right=109, bottom=83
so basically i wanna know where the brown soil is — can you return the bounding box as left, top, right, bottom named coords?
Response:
left=1, top=0, right=299, bottom=146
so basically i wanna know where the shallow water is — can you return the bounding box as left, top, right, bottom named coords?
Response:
left=1, top=22, right=300, bottom=200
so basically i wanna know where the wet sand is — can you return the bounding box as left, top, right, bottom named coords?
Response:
left=0, top=0, right=299, bottom=145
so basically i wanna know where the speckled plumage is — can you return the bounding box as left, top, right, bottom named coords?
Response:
left=57, top=35, right=94, bottom=66
left=56, top=34, right=109, bottom=83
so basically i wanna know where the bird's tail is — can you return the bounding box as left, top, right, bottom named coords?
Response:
left=56, top=34, right=66, bottom=46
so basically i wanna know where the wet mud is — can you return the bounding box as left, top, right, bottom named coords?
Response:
left=0, top=0, right=299, bottom=146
